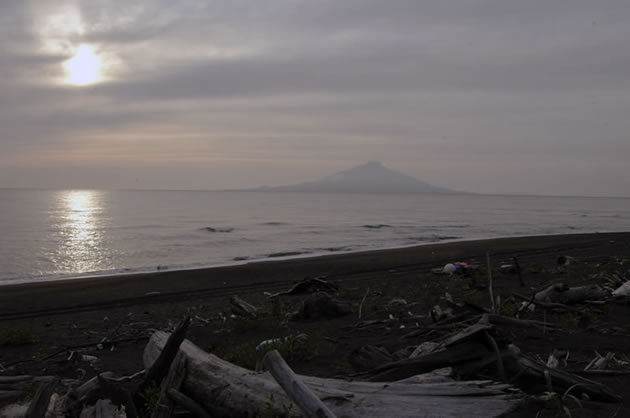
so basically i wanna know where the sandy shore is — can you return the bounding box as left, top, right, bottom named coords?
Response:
left=1, top=232, right=629, bottom=415
left=1, top=232, right=628, bottom=319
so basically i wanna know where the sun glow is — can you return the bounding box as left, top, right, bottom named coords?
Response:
left=63, top=45, right=104, bottom=86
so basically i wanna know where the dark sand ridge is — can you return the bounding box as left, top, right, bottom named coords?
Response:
left=1, top=232, right=628, bottom=319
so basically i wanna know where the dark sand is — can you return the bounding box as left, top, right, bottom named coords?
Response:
left=1, top=232, right=630, bottom=415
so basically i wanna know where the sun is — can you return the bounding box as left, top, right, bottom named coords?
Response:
left=63, top=44, right=103, bottom=86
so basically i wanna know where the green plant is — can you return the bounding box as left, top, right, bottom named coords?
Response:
left=0, top=327, right=34, bottom=346
left=536, top=384, right=584, bottom=418
left=139, top=382, right=166, bottom=417
left=213, top=334, right=317, bottom=370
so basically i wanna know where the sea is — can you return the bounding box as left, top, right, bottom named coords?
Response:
left=1, top=189, right=629, bottom=285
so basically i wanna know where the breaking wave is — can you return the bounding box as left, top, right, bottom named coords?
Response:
left=200, top=226, right=234, bottom=233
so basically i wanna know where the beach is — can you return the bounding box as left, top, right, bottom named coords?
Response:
left=2, top=232, right=630, bottom=415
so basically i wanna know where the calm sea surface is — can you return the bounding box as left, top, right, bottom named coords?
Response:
left=1, top=189, right=628, bottom=284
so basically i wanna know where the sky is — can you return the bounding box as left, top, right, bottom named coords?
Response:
left=1, top=0, right=629, bottom=196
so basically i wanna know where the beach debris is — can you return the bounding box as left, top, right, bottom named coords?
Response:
left=409, top=341, right=443, bottom=359
left=546, top=349, right=569, bottom=369
left=266, top=276, right=338, bottom=298
left=230, top=295, right=258, bottom=318
left=145, top=330, right=527, bottom=417
left=534, top=283, right=609, bottom=305
left=612, top=280, right=630, bottom=297
left=291, top=292, right=351, bottom=320
left=357, top=287, right=370, bottom=320
left=430, top=305, right=453, bottom=322
left=263, top=350, right=336, bottom=418
left=256, top=333, right=308, bottom=352
left=499, top=264, right=514, bottom=273
left=432, top=261, right=478, bottom=276
left=557, top=255, right=576, bottom=267
left=585, top=352, right=616, bottom=371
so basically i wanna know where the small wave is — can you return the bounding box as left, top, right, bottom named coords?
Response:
left=233, top=256, right=251, bottom=261
left=408, top=235, right=460, bottom=242
left=363, top=224, right=392, bottom=229
left=266, top=251, right=308, bottom=258
left=261, top=221, right=289, bottom=226
left=200, top=226, right=234, bottom=233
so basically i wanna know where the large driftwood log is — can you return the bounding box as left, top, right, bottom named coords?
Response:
left=535, top=284, right=608, bottom=304
left=262, top=350, right=336, bottom=418
left=145, top=332, right=524, bottom=417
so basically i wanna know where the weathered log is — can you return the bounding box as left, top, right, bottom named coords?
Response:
left=263, top=350, right=336, bottom=418
left=167, top=389, right=211, bottom=418
left=514, top=292, right=582, bottom=313
left=365, top=341, right=489, bottom=382
left=535, top=284, right=608, bottom=305
left=510, top=347, right=621, bottom=402
left=25, top=378, right=57, bottom=418
left=145, top=332, right=525, bottom=417
left=230, top=295, right=258, bottom=318
left=151, top=351, right=187, bottom=418
left=135, top=314, right=190, bottom=409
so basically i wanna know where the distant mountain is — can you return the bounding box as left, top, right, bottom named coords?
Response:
left=248, top=161, right=457, bottom=194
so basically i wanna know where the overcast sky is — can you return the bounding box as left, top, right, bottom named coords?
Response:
left=1, top=0, right=629, bottom=196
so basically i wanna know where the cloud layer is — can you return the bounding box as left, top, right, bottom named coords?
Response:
left=1, top=0, right=629, bottom=196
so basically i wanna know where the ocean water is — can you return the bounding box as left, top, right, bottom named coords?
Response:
left=0, top=189, right=629, bottom=284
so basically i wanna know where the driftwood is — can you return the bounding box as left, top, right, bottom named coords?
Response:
left=167, top=389, right=211, bottom=418
left=514, top=292, right=583, bottom=313
left=144, top=331, right=524, bottom=417
left=135, top=314, right=190, bottom=409
left=512, top=347, right=621, bottom=402
left=230, top=295, right=258, bottom=318
left=25, top=378, right=57, bottom=418
left=267, top=277, right=338, bottom=298
left=97, top=374, right=138, bottom=418
left=263, top=350, right=336, bottom=418
left=151, top=351, right=187, bottom=418
left=535, top=283, right=608, bottom=305
left=79, top=399, right=126, bottom=418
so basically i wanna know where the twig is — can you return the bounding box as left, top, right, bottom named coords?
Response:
left=512, top=256, right=525, bottom=287
left=109, top=369, right=146, bottom=382
left=358, top=287, right=370, bottom=320
left=484, top=331, right=507, bottom=382
left=486, top=252, right=496, bottom=313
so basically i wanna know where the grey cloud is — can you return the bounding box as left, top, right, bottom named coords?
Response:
left=0, top=0, right=629, bottom=195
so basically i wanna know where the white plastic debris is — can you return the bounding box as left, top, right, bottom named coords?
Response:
left=519, top=301, right=535, bottom=312
left=443, top=263, right=456, bottom=274
left=612, top=281, right=630, bottom=297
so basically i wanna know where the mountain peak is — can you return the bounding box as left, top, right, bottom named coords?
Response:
left=248, top=162, right=457, bottom=194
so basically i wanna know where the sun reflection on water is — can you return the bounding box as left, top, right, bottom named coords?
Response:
left=56, top=190, right=105, bottom=274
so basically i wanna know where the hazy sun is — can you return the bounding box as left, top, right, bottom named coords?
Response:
left=63, top=45, right=103, bottom=86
